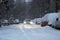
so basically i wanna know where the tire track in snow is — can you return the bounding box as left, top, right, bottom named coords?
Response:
left=18, top=24, right=32, bottom=40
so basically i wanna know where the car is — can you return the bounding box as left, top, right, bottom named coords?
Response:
left=23, top=19, right=35, bottom=24
left=53, top=18, right=60, bottom=30
left=1, top=19, right=9, bottom=25
left=13, top=19, right=20, bottom=24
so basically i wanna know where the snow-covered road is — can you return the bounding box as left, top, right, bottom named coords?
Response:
left=0, top=24, right=60, bottom=40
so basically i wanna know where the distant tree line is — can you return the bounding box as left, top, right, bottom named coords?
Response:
left=0, top=0, right=14, bottom=19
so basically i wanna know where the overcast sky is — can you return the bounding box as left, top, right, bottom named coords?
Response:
left=25, top=0, right=32, bottom=2
left=14, top=0, right=32, bottom=3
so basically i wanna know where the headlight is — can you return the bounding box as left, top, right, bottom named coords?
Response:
left=30, top=21, right=34, bottom=24
left=24, top=21, right=26, bottom=24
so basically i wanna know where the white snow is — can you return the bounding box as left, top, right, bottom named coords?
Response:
left=0, top=24, right=60, bottom=40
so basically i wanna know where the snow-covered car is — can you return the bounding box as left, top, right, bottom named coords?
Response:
left=23, top=19, right=35, bottom=24
left=1, top=19, right=9, bottom=25
left=1, top=19, right=8, bottom=23
left=53, top=18, right=60, bottom=29
left=13, top=19, right=20, bottom=24
left=32, top=18, right=41, bottom=24
left=41, top=13, right=60, bottom=29
left=8, top=19, right=20, bottom=24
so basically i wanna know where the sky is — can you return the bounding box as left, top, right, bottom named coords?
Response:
left=25, top=0, right=32, bottom=2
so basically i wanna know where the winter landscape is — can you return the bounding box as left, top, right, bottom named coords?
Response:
left=0, top=12, right=60, bottom=40
left=0, top=0, right=60, bottom=40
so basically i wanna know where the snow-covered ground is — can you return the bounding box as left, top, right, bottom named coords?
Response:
left=0, top=24, right=60, bottom=40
